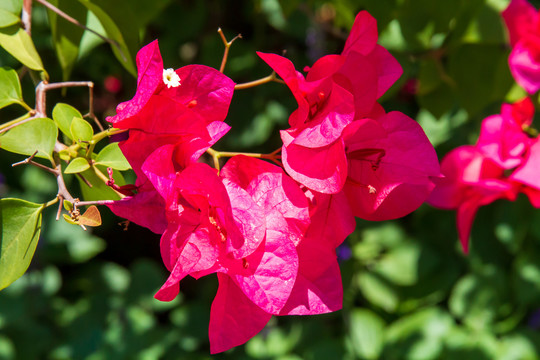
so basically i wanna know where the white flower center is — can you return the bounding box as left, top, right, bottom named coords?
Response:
left=163, top=68, right=180, bottom=88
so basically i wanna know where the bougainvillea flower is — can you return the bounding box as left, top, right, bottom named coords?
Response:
left=428, top=146, right=517, bottom=253
left=502, top=0, right=540, bottom=93
left=149, top=157, right=311, bottom=353
left=477, top=97, right=534, bottom=169
left=511, top=139, right=540, bottom=205
left=343, top=112, right=441, bottom=221
left=257, top=10, right=402, bottom=194
left=106, top=40, right=234, bottom=231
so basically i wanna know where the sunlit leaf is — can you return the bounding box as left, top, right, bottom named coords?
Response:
left=0, top=0, right=22, bottom=14
left=52, top=103, right=82, bottom=141
left=0, top=117, right=58, bottom=161
left=0, top=9, right=20, bottom=28
left=64, top=157, right=90, bottom=174
left=78, top=206, right=102, bottom=227
left=95, top=142, right=130, bottom=170
left=0, top=66, right=24, bottom=110
left=70, top=117, right=93, bottom=144
left=349, top=309, right=385, bottom=360
left=0, top=25, right=45, bottom=73
left=0, top=198, right=43, bottom=291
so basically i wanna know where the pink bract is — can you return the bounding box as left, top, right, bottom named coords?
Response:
left=258, top=10, right=402, bottom=194
left=106, top=40, right=235, bottom=232
left=343, top=112, right=441, bottom=221
left=502, top=0, right=540, bottom=93
left=428, top=146, right=517, bottom=253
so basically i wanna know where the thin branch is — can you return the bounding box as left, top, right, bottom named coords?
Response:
left=218, top=28, right=242, bottom=73
left=235, top=72, right=284, bottom=90
left=22, top=0, right=32, bottom=35
left=12, top=151, right=58, bottom=174
left=34, top=0, right=126, bottom=61
left=0, top=111, right=37, bottom=134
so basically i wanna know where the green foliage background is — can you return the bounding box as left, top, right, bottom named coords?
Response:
left=2, top=0, right=540, bottom=359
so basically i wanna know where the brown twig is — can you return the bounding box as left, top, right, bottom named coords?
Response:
left=218, top=28, right=242, bottom=73
left=22, top=0, right=32, bottom=35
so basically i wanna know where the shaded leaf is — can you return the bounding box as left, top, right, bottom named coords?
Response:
left=0, top=198, right=43, bottom=290
left=48, top=0, right=86, bottom=81
left=77, top=165, right=124, bottom=201
left=95, top=142, right=131, bottom=170
left=0, top=25, right=45, bottom=73
left=64, top=157, right=90, bottom=174
left=0, top=117, right=58, bottom=161
left=76, top=0, right=137, bottom=75
left=0, top=66, right=24, bottom=110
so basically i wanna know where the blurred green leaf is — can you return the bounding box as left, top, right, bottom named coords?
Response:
left=95, top=142, right=130, bottom=170
left=349, top=308, right=385, bottom=359
left=0, top=9, right=20, bottom=28
left=52, top=103, right=83, bottom=141
left=0, top=198, right=43, bottom=291
left=0, top=25, right=45, bottom=73
left=48, top=0, right=86, bottom=81
left=384, top=307, right=454, bottom=360
left=0, top=66, right=24, bottom=110
left=448, top=44, right=513, bottom=116
left=449, top=270, right=512, bottom=332
left=358, top=272, right=399, bottom=313
left=70, top=116, right=93, bottom=143
left=0, top=117, right=58, bottom=161
left=374, top=243, right=421, bottom=286
left=64, top=157, right=91, bottom=174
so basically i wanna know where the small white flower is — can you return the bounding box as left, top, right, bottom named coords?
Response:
left=163, top=68, right=181, bottom=88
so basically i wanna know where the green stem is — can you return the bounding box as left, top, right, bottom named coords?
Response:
left=0, top=111, right=34, bottom=133
left=234, top=72, right=284, bottom=90
left=67, top=127, right=127, bottom=153
left=206, top=147, right=282, bottom=169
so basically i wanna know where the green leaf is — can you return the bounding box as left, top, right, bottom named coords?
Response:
left=0, top=198, right=44, bottom=291
left=64, top=157, right=90, bottom=174
left=374, top=243, right=421, bottom=286
left=77, top=165, right=124, bottom=201
left=0, top=25, right=45, bottom=73
left=0, top=9, right=20, bottom=28
left=0, top=0, right=22, bottom=15
left=448, top=44, right=513, bottom=116
left=70, top=117, right=93, bottom=143
left=349, top=309, right=385, bottom=360
left=0, top=117, right=58, bottom=161
left=95, top=142, right=130, bottom=170
left=358, top=272, right=399, bottom=313
left=48, top=0, right=86, bottom=81
left=0, top=66, right=23, bottom=110
left=76, top=0, right=137, bottom=75
left=384, top=307, right=454, bottom=360
left=52, top=103, right=83, bottom=140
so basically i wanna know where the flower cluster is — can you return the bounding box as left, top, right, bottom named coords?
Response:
left=106, top=11, right=439, bottom=353
left=428, top=98, right=540, bottom=253
left=502, top=0, right=540, bottom=94
left=428, top=0, right=540, bottom=253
